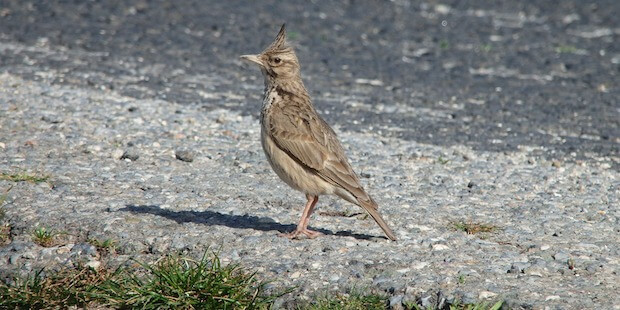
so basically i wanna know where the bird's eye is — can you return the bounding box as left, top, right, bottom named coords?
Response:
left=273, top=57, right=281, bottom=64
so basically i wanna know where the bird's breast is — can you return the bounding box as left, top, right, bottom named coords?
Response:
left=260, top=88, right=280, bottom=125
left=261, top=87, right=277, bottom=110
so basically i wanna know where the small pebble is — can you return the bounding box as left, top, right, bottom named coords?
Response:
left=120, top=149, right=140, bottom=161
left=86, top=260, right=101, bottom=270
left=524, top=265, right=546, bottom=277
left=389, top=295, right=404, bottom=310
left=175, top=149, right=194, bottom=162
left=509, top=262, right=531, bottom=274
left=112, top=149, right=124, bottom=159
left=479, top=291, right=497, bottom=299
left=553, top=252, right=570, bottom=262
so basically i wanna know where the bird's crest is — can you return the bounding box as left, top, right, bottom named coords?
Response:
left=265, top=24, right=288, bottom=52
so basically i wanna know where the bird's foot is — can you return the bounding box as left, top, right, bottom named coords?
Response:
left=279, top=228, right=322, bottom=239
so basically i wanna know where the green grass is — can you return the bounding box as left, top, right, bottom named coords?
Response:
left=480, top=44, right=492, bottom=53
left=31, top=226, right=59, bottom=247
left=0, top=221, right=9, bottom=246
left=89, top=238, right=118, bottom=254
left=0, top=186, right=10, bottom=245
left=448, top=300, right=503, bottom=310
left=0, top=172, right=49, bottom=184
left=96, top=251, right=288, bottom=309
left=439, top=39, right=450, bottom=49
left=302, top=292, right=503, bottom=310
left=436, top=156, right=450, bottom=165
left=0, top=248, right=504, bottom=309
left=554, top=45, right=578, bottom=54
left=303, top=290, right=387, bottom=310
left=0, top=186, right=9, bottom=222
left=0, top=206, right=6, bottom=221
left=452, top=221, right=499, bottom=235
left=0, top=267, right=109, bottom=309
left=288, top=31, right=299, bottom=40
left=0, top=250, right=289, bottom=309
left=406, top=300, right=503, bottom=310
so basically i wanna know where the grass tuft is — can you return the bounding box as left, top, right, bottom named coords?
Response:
left=0, top=267, right=109, bottom=309
left=448, top=300, right=503, bottom=310
left=0, top=186, right=9, bottom=209
left=0, top=172, right=49, bottom=184
left=89, top=238, right=118, bottom=255
left=0, top=250, right=289, bottom=309
left=0, top=222, right=10, bottom=246
left=480, top=44, right=492, bottom=53
left=406, top=300, right=503, bottom=310
left=304, top=290, right=387, bottom=310
left=31, top=226, right=60, bottom=247
left=439, top=39, right=450, bottom=49
left=555, top=45, right=578, bottom=54
left=0, top=186, right=10, bottom=245
left=436, top=156, right=449, bottom=165
left=288, top=31, right=299, bottom=40
left=452, top=221, right=499, bottom=235
left=93, top=250, right=287, bottom=309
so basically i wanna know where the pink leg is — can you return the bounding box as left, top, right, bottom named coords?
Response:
left=280, top=194, right=321, bottom=239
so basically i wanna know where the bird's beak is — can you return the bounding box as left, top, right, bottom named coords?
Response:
left=240, top=54, right=263, bottom=67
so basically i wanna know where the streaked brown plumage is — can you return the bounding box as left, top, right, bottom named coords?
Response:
left=241, top=24, right=397, bottom=241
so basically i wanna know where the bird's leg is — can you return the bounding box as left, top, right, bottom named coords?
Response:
left=281, top=194, right=321, bottom=239
left=302, top=195, right=318, bottom=229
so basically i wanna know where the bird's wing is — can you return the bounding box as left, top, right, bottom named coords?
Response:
left=268, top=101, right=371, bottom=201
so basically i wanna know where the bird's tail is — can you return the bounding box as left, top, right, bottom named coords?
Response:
left=357, top=197, right=397, bottom=241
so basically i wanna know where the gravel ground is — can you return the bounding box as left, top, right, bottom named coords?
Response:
left=1, top=72, right=618, bottom=309
left=1, top=1, right=619, bottom=309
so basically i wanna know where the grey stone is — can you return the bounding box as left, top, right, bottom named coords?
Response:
left=420, top=295, right=434, bottom=308
left=585, top=264, right=599, bottom=274
left=9, top=254, right=20, bottom=265
left=22, top=251, right=36, bottom=260
left=120, top=149, right=140, bottom=161
left=401, top=294, right=417, bottom=307
left=372, top=276, right=402, bottom=294
left=509, top=262, right=531, bottom=274
left=524, top=265, right=547, bottom=277
left=389, top=295, right=404, bottom=310
left=458, top=269, right=479, bottom=277
left=553, top=251, right=570, bottom=263
left=455, top=290, right=477, bottom=305
left=175, top=150, right=194, bottom=162
left=71, top=243, right=98, bottom=257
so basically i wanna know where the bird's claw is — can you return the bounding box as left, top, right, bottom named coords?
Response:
left=279, top=229, right=322, bottom=239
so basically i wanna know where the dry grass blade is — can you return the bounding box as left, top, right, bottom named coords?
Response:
left=451, top=221, right=499, bottom=235
left=0, top=172, right=49, bottom=184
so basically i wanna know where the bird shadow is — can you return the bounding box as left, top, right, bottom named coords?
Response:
left=119, top=205, right=382, bottom=241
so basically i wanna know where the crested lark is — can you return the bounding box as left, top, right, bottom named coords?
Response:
left=240, top=24, right=397, bottom=241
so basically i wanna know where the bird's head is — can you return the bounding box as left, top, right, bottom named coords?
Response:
left=241, top=24, right=300, bottom=81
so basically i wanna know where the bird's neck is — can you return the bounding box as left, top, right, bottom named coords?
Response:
left=264, top=76, right=310, bottom=99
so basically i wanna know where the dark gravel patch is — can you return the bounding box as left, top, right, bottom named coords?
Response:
left=0, top=0, right=617, bottom=166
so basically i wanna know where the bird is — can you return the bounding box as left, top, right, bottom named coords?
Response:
left=240, top=24, right=397, bottom=241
